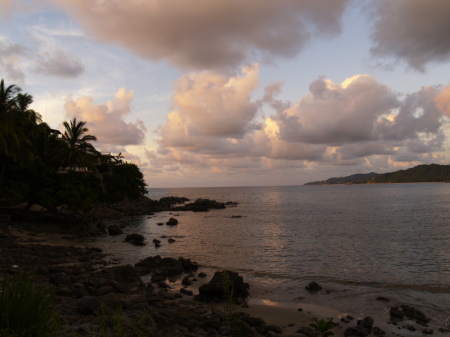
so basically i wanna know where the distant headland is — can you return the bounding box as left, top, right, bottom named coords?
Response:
left=304, top=163, right=450, bottom=185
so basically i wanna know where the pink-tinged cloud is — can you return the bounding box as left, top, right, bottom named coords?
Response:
left=64, top=88, right=146, bottom=146
left=158, top=64, right=259, bottom=151
left=152, top=73, right=450, bottom=179
left=52, top=0, right=348, bottom=72
left=370, top=0, right=450, bottom=71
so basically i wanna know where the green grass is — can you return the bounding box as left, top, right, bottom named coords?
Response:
left=0, top=274, right=60, bottom=337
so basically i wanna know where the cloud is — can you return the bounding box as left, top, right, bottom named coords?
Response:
left=370, top=0, right=450, bottom=71
left=34, top=47, right=84, bottom=78
left=272, top=75, right=399, bottom=145
left=64, top=88, right=146, bottom=146
left=0, top=37, right=29, bottom=83
left=158, top=64, right=260, bottom=152
left=151, top=73, right=450, bottom=181
left=52, top=0, right=348, bottom=72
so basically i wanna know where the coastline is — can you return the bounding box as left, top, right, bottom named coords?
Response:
left=1, top=215, right=447, bottom=337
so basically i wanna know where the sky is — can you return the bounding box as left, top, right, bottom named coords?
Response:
left=2, top=0, right=450, bottom=188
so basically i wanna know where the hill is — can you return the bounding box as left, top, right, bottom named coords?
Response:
left=305, top=172, right=378, bottom=185
left=304, top=163, right=450, bottom=185
left=371, top=163, right=450, bottom=183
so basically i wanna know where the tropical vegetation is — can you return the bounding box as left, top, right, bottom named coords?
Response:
left=0, top=78, right=147, bottom=211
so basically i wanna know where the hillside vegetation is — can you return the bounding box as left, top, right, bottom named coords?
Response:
left=371, top=164, right=450, bottom=183
left=305, top=164, right=450, bottom=185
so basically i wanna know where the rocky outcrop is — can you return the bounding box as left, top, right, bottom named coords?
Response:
left=134, top=255, right=198, bottom=280
left=166, top=217, right=178, bottom=226
left=125, top=233, right=145, bottom=246
left=390, top=305, right=430, bottom=325
left=159, top=196, right=190, bottom=205
left=107, top=224, right=123, bottom=235
left=305, top=281, right=322, bottom=292
left=196, top=271, right=249, bottom=302
left=174, top=198, right=227, bottom=212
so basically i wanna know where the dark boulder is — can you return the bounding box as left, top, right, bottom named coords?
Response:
left=159, top=196, right=190, bottom=205
left=49, top=272, right=72, bottom=286
left=125, top=233, right=145, bottom=245
left=180, top=288, right=193, bottom=296
left=357, top=316, right=374, bottom=330
left=166, top=218, right=178, bottom=226
left=108, top=225, right=123, bottom=235
left=77, top=296, right=101, bottom=315
left=344, top=325, right=371, bottom=337
left=296, top=327, right=318, bottom=337
left=197, top=271, right=249, bottom=302
left=178, top=257, right=198, bottom=271
left=305, top=281, right=322, bottom=292
left=389, top=305, right=429, bottom=324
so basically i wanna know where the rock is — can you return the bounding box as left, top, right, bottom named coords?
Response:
left=182, top=276, right=192, bottom=286
left=49, top=272, right=72, bottom=286
left=125, top=233, right=145, bottom=243
left=422, top=329, right=434, bottom=335
left=77, top=296, right=101, bottom=315
left=231, top=215, right=242, bottom=218
left=154, top=242, right=161, bottom=248
left=305, top=281, right=322, bottom=292
left=174, top=198, right=226, bottom=212
left=357, top=316, right=374, bottom=330
left=389, top=305, right=430, bottom=324
left=296, top=327, right=318, bottom=337
left=178, top=257, right=199, bottom=271
left=166, top=218, right=178, bottom=226
left=198, top=272, right=207, bottom=278
left=107, top=225, right=123, bottom=235
left=241, top=315, right=266, bottom=328
left=389, top=307, right=405, bottom=320
left=180, top=288, right=193, bottom=296
left=197, top=271, right=249, bottom=302
left=153, top=239, right=161, bottom=244
left=235, top=320, right=256, bottom=337
left=344, top=326, right=370, bottom=337
left=372, top=327, right=385, bottom=336
left=157, top=222, right=163, bottom=226
left=168, top=238, right=175, bottom=243
left=257, top=324, right=282, bottom=335
left=28, top=204, right=47, bottom=212
left=96, top=285, right=115, bottom=296
left=159, top=196, right=190, bottom=204
left=375, top=296, right=390, bottom=302
left=56, top=286, right=72, bottom=296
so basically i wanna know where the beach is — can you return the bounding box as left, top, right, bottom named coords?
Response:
left=1, top=197, right=447, bottom=337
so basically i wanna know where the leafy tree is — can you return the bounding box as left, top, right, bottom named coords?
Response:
left=103, top=163, right=147, bottom=201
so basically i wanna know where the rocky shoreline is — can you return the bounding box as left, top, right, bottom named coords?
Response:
left=1, top=196, right=449, bottom=337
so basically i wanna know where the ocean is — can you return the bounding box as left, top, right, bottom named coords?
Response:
left=93, top=183, right=450, bottom=326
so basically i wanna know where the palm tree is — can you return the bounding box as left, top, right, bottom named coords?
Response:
left=60, top=118, right=100, bottom=171
left=0, top=79, right=21, bottom=114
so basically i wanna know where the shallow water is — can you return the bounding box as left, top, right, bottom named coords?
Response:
left=92, top=184, right=450, bottom=326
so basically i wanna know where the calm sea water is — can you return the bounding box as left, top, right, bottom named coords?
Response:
left=93, top=184, right=450, bottom=325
